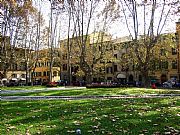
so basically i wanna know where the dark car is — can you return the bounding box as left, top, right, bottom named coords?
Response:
left=7, top=80, right=19, bottom=87
left=57, top=80, right=67, bottom=86
left=126, top=82, right=136, bottom=87
left=174, top=82, right=180, bottom=88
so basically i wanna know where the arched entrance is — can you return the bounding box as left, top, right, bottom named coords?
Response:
left=161, top=74, right=167, bottom=84
left=129, top=74, right=134, bottom=82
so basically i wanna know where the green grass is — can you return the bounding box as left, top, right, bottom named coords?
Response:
left=1, top=98, right=179, bottom=135
left=0, top=86, right=47, bottom=90
left=2, top=87, right=180, bottom=96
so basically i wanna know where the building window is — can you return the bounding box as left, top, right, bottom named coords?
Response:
left=114, top=54, right=117, bottom=59
left=37, top=72, right=42, bottom=76
left=114, top=65, right=117, bottom=72
left=106, top=67, right=112, bottom=73
left=46, top=62, right=50, bottom=67
left=12, top=64, right=18, bottom=70
left=58, top=52, right=60, bottom=57
left=106, top=67, right=109, bottom=73
left=110, top=67, right=112, bottom=73
left=99, top=46, right=101, bottom=51
left=63, top=54, right=67, bottom=60
left=36, top=62, right=41, bottom=67
left=21, top=74, right=25, bottom=78
left=172, top=60, right=177, bottom=69
left=43, top=71, right=46, bottom=76
left=41, top=62, right=45, bottom=67
left=172, top=48, right=177, bottom=55
left=161, top=61, right=168, bottom=69
left=47, top=71, right=50, bottom=76
left=63, top=64, right=67, bottom=71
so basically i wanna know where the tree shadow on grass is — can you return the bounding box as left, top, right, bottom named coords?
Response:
left=1, top=98, right=180, bottom=135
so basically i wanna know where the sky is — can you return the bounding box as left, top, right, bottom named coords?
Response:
left=34, top=0, right=180, bottom=40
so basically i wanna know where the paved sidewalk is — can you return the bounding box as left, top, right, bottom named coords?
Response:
left=1, top=94, right=180, bottom=101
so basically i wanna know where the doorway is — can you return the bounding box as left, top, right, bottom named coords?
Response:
left=129, top=74, right=134, bottom=82
left=161, top=74, right=167, bottom=84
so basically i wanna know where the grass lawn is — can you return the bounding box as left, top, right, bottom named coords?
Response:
left=2, top=87, right=180, bottom=96
left=0, top=86, right=47, bottom=90
left=1, top=98, right=179, bottom=135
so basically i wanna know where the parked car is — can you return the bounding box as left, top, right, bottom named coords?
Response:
left=126, top=82, right=136, bottom=87
left=46, top=82, right=58, bottom=87
left=163, top=78, right=176, bottom=88
left=57, top=80, right=67, bottom=86
left=7, top=80, right=19, bottom=87
left=175, top=82, right=180, bottom=88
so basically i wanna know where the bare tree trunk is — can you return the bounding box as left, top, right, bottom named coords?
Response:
left=48, top=0, right=60, bottom=83
left=67, top=3, right=72, bottom=85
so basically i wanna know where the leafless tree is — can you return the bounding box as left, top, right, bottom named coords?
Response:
left=117, top=0, right=179, bottom=86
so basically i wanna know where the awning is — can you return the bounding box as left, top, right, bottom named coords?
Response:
left=2, top=78, right=8, bottom=81
left=117, top=73, right=126, bottom=79
left=11, top=78, right=18, bottom=81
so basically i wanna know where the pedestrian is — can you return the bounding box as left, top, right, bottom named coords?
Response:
left=151, top=83, right=156, bottom=89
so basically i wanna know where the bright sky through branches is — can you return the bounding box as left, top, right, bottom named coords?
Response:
left=34, top=0, right=179, bottom=40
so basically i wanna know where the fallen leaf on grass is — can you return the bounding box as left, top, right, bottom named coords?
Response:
left=73, top=120, right=83, bottom=126
left=7, top=126, right=16, bottom=129
left=26, top=129, right=31, bottom=135
left=29, top=125, right=33, bottom=128
left=67, top=130, right=75, bottom=133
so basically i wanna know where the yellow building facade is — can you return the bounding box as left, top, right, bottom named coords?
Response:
left=26, top=21, right=180, bottom=86
left=0, top=37, right=29, bottom=84
left=147, top=21, right=180, bottom=83
left=30, top=21, right=179, bottom=85
left=59, top=32, right=113, bottom=84
left=31, top=49, right=61, bottom=84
